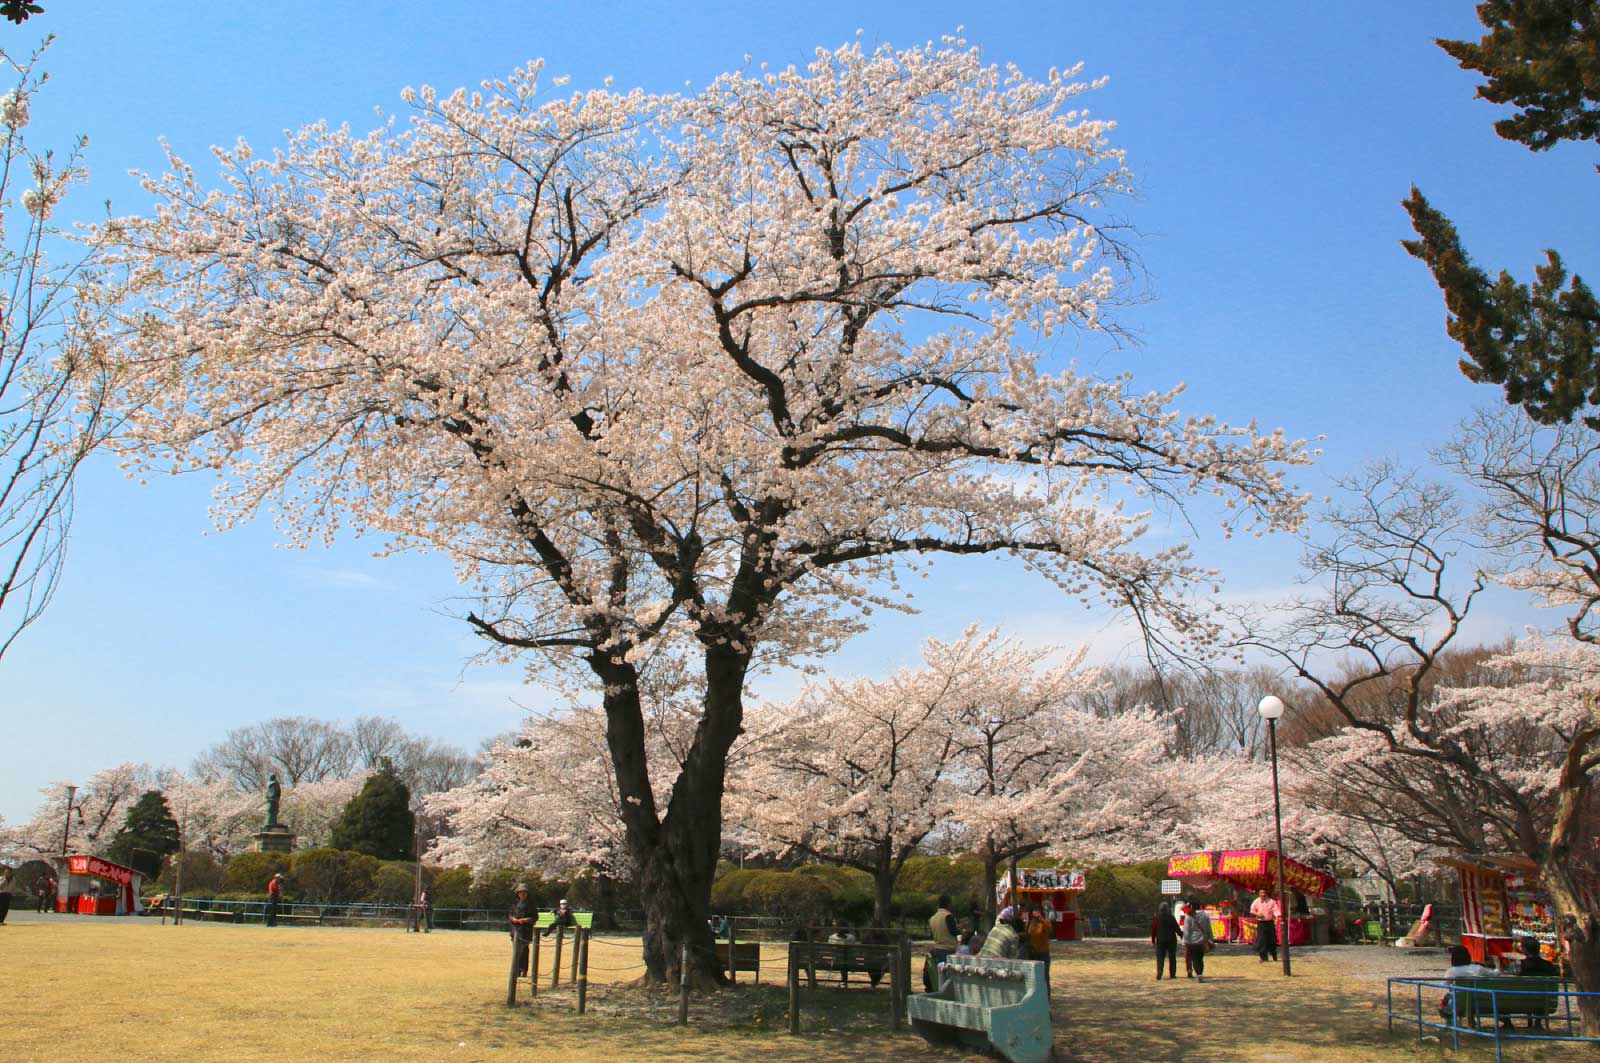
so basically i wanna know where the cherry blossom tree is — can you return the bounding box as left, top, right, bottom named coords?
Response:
left=427, top=711, right=631, bottom=879
left=936, top=631, right=1182, bottom=921
left=1, top=763, right=156, bottom=859
left=731, top=646, right=968, bottom=925
left=108, top=37, right=1309, bottom=982
left=734, top=628, right=1189, bottom=925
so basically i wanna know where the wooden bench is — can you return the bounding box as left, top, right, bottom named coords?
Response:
left=719, top=941, right=761, bottom=978
left=273, top=911, right=321, bottom=925
left=194, top=908, right=242, bottom=923
left=1450, top=977, right=1561, bottom=1027
left=908, top=956, right=1051, bottom=1063
left=807, top=941, right=891, bottom=987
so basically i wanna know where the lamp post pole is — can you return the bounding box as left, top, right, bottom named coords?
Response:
left=60, top=784, right=76, bottom=857
left=1258, top=696, right=1292, bottom=977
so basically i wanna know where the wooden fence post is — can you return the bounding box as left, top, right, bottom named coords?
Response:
left=576, top=929, right=589, bottom=1015
left=889, top=943, right=902, bottom=1031
left=677, top=943, right=691, bottom=1026
left=570, top=925, right=581, bottom=982
left=506, top=934, right=522, bottom=1007
left=727, top=918, right=737, bottom=985
left=787, top=949, right=801, bottom=1034
left=529, top=931, right=542, bottom=998
left=552, top=924, right=565, bottom=989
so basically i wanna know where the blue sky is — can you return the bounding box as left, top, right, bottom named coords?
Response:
left=3, top=1, right=1591, bottom=822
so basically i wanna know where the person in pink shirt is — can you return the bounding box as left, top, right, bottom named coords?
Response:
left=1250, top=888, right=1281, bottom=963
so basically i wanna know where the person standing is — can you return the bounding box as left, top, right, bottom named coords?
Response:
left=1180, top=900, right=1214, bottom=981
left=1151, top=901, right=1180, bottom=980
left=509, top=884, right=535, bottom=977
left=1250, top=887, right=1281, bottom=963
left=34, top=873, right=50, bottom=913
left=0, top=864, right=13, bottom=925
left=417, top=888, right=434, bottom=933
left=1025, top=908, right=1054, bottom=990
left=929, top=895, right=960, bottom=969
left=265, top=872, right=283, bottom=927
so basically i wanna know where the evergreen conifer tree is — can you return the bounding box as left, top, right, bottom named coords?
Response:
left=1405, top=0, right=1600, bottom=427
left=329, top=759, right=416, bottom=860
left=106, top=790, right=180, bottom=879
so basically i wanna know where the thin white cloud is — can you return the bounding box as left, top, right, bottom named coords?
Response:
left=297, top=567, right=394, bottom=592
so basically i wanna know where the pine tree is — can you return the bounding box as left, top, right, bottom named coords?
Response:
left=329, top=759, right=415, bottom=861
left=106, top=790, right=180, bottom=879
left=1406, top=0, right=1600, bottom=427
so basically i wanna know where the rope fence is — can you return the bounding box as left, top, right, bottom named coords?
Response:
left=504, top=923, right=919, bottom=1033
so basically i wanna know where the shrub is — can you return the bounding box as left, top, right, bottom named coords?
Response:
left=290, top=847, right=381, bottom=904
left=794, top=865, right=875, bottom=924
left=222, top=851, right=291, bottom=895
left=891, top=891, right=936, bottom=923
left=429, top=866, right=473, bottom=909
left=745, top=870, right=830, bottom=923
left=899, top=856, right=985, bottom=904
left=711, top=868, right=758, bottom=914
left=157, top=851, right=226, bottom=894
left=372, top=862, right=418, bottom=906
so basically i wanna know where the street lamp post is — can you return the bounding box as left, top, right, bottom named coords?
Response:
left=1257, top=695, right=1292, bottom=977
left=60, top=784, right=77, bottom=856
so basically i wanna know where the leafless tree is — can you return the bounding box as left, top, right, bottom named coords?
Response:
left=0, top=39, right=123, bottom=661
left=191, top=716, right=356, bottom=789
left=193, top=713, right=477, bottom=798
left=1076, top=663, right=1276, bottom=759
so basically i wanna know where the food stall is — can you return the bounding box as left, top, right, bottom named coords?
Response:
left=1438, top=855, right=1569, bottom=965
left=995, top=867, right=1087, bottom=941
left=1166, top=849, right=1336, bottom=946
left=56, top=854, right=143, bottom=916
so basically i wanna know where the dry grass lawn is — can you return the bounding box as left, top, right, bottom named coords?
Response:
left=1, top=915, right=1592, bottom=1062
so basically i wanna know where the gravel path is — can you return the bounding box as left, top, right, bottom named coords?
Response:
left=1287, top=942, right=1453, bottom=987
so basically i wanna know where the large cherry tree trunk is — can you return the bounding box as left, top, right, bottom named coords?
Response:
left=595, top=643, right=750, bottom=986
left=1543, top=729, right=1600, bottom=1037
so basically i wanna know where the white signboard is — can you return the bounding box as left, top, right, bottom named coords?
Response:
left=1161, top=878, right=1183, bottom=895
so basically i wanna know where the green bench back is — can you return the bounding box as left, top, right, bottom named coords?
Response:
left=1452, top=977, right=1560, bottom=1017
left=532, top=911, right=593, bottom=929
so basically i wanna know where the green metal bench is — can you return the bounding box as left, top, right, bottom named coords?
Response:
left=908, top=955, right=1051, bottom=1063
left=1450, top=977, right=1561, bottom=1026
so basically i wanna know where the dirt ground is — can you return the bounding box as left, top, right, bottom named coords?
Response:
left=0, top=912, right=1590, bottom=1062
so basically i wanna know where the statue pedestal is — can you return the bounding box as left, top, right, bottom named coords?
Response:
left=253, top=827, right=296, bottom=854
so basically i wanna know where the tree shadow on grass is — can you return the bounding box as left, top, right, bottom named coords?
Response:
left=1049, top=941, right=1427, bottom=1063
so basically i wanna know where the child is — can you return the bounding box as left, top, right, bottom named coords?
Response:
left=955, top=931, right=976, bottom=956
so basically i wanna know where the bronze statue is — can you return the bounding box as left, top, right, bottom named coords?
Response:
left=264, top=773, right=282, bottom=830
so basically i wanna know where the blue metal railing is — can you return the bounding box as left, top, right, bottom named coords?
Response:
left=1386, top=976, right=1600, bottom=1063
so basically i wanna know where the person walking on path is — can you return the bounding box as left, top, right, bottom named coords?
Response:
left=265, top=872, right=283, bottom=927
left=1250, top=888, right=1280, bottom=963
left=1151, top=901, right=1180, bottom=980
left=1180, top=900, right=1214, bottom=981
left=0, top=864, right=13, bottom=925
left=509, top=884, right=535, bottom=976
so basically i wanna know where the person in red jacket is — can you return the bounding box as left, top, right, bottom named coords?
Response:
left=266, top=873, right=283, bottom=927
